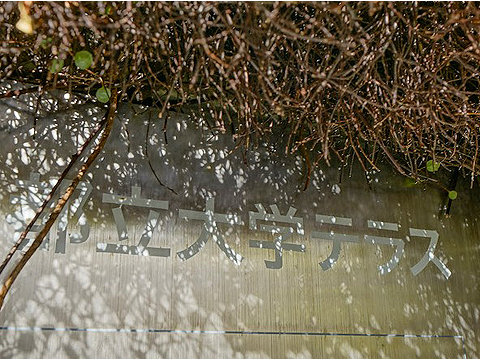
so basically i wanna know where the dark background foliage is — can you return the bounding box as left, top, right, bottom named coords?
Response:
left=1, top=1, right=480, bottom=187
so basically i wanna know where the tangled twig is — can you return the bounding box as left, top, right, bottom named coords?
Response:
left=0, top=2, right=479, bottom=183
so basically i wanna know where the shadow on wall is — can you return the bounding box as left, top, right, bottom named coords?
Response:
left=0, top=82, right=478, bottom=358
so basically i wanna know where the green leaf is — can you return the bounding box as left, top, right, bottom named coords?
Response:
left=156, top=88, right=181, bottom=101
left=169, top=89, right=180, bottom=100
left=49, top=59, right=64, bottom=73
left=448, top=190, right=457, bottom=200
left=403, top=178, right=417, bottom=188
left=74, top=50, right=93, bottom=70
left=426, top=160, right=440, bottom=172
left=154, top=88, right=167, bottom=97
left=40, top=37, right=52, bottom=50
left=96, top=87, right=111, bottom=103
left=24, top=61, right=35, bottom=71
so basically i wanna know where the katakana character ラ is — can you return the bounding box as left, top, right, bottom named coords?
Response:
left=364, top=220, right=404, bottom=274
left=177, top=197, right=243, bottom=265
left=96, top=186, right=170, bottom=257
left=249, top=204, right=305, bottom=269
left=312, top=214, right=360, bottom=270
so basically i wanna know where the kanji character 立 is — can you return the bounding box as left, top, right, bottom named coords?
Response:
left=97, top=186, right=170, bottom=257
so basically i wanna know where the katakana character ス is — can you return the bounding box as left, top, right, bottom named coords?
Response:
left=249, top=204, right=305, bottom=269
left=409, top=228, right=451, bottom=279
left=364, top=220, right=404, bottom=275
left=96, top=186, right=170, bottom=257
left=177, top=197, right=243, bottom=265
left=312, top=214, right=360, bottom=270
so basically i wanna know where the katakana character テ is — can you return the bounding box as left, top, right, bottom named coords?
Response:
left=249, top=204, right=305, bottom=269
left=312, top=214, right=360, bottom=270
left=409, top=228, right=451, bottom=279
left=96, top=186, right=170, bottom=257
left=177, top=197, right=243, bottom=265
left=364, top=220, right=404, bottom=275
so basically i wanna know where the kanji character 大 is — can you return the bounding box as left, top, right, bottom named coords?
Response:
left=177, top=197, right=243, bottom=265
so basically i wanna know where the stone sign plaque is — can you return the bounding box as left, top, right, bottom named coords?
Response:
left=0, top=93, right=478, bottom=358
